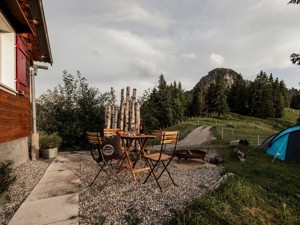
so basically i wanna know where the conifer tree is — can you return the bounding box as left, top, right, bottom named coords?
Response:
left=227, top=74, right=249, bottom=115
left=191, top=83, right=206, bottom=116
left=206, top=75, right=229, bottom=118
left=250, top=71, right=275, bottom=118
left=272, top=78, right=285, bottom=117
left=157, top=74, right=173, bottom=127
left=279, top=80, right=289, bottom=107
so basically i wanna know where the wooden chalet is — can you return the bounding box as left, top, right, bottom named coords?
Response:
left=0, top=0, right=52, bottom=165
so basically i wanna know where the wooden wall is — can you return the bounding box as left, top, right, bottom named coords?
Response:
left=0, top=59, right=31, bottom=143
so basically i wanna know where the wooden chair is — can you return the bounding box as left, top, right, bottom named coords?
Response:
left=103, top=128, right=119, bottom=137
left=143, top=131, right=179, bottom=191
left=86, top=132, right=123, bottom=186
left=144, top=130, right=167, bottom=153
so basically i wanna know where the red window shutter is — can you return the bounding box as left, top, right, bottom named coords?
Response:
left=16, top=35, right=28, bottom=93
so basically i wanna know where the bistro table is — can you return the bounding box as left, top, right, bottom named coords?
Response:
left=118, top=134, right=156, bottom=181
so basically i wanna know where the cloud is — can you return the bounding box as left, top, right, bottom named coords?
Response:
left=37, top=0, right=300, bottom=98
left=209, top=53, right=225, bottom=67
left=180, top=53, right=197, bottom=60
left=129, top=58, right=161, bottom=78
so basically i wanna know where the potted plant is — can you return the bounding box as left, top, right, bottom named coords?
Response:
left=39, top=133, right=62, bottom=159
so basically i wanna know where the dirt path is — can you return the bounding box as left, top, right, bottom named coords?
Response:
left=177, top=126, right=214, bottom=148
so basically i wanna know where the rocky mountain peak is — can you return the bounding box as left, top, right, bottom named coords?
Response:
left=199, top=68, right=239, bottom=88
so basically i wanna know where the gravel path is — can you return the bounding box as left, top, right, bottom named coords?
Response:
left=0, top=126, right=221, bottom=225
left=0, top=159, right=52, bottom=225
left=177, top=126, right=213, bottom=148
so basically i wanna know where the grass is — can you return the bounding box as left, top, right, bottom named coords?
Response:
left=166, top=109, right=300, bottom=225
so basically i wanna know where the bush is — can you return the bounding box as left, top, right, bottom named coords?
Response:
left=40, top=133, right=62, bottom=149
left=37, top=70, right=107, bottom=148
left=0, top=160, right=16, bottom=195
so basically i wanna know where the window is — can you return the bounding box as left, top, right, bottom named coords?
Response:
left=0, top=11, right=16, bottom=93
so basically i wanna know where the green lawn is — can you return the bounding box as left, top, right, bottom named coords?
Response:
left=166, top=109, right=300, bottom=225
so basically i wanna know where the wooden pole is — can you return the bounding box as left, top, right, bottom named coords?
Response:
left=114, top=106, right=119, bottom=128
left=119, top=89, right=125, bottom=130
left=125, top=86, right=130, bottom=132
left=106, top=104, right=111, bottom=129
left=131, top=88, right=136, bottom=132
left=135, top=102, right=140, bottom=134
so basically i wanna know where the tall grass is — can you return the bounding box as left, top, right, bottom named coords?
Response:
left=167, top=109, right=300, bottom=225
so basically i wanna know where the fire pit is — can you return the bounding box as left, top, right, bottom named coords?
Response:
left=174, top=150, right=206, bottom=163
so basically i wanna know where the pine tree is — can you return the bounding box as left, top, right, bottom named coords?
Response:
left=227, top=74, right=249, bottom=115
left=156, top=74, right=173, bottom=127
left=272, top=78, right=285, bottom=118
left=206, top=82, right=216, bottom=116
left=250, top=71, right=275, bottom=118
left=214, top=75, right=229, bottom=118
left=206, top=75, right=229, bottom=118
left=279, top=80, right=289, bottom=107
left=191, top=83, right=206, bottom=116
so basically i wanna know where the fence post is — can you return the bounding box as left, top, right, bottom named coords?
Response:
left=257, top=134, right=260, bottom=146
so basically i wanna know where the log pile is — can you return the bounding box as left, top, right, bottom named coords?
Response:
left=105, top=87, right=141, bottom=134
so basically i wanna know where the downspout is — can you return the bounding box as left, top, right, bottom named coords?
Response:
left=30, top=64, right=48, bottom=160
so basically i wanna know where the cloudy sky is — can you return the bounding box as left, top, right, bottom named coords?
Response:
left=36, top=0, right=300, bottom=97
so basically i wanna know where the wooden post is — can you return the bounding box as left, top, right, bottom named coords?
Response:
left=106, top=104, right=111, bottom=129
left=135, top=102, right=140, bottom=134
left=125, top=86, right=130, bottom=132
left=114, top=106, right=119, bottom=128
left=110, top=87, right=116, bottom=128
left=104, top=104, right=108, bottom=128
left=131, top=88, right=136, bottom=130
left=119, top=89, right=125, bottom=130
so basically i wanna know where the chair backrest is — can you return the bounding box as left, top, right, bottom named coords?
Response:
left=160, top=131, right=179, bottom=153
left=147, top=130, right=167, bottom=147
left=104, top=128, right=119, bottom=137
left=86, top=132, right=102, bottom=162
left=86, top=132, right=102, bottom=145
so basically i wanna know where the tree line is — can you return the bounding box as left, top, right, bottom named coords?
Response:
left=188, top=70, right=289, bottom=119
left=37, top=70, right=300, bottom=148
left=140, top=74, right=186, bottom=132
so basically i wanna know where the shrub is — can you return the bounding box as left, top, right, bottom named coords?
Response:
left=40, top=133, right=62, bottom=149
left=0, top=160, right=16, bottom=195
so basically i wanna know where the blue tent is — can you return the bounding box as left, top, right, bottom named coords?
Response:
left=260, top=125, right=300, bottom=162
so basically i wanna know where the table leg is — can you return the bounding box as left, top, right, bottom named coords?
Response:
left=132, top=138, right=149, bottom=168
left=118, top=139, right=136, bottom=181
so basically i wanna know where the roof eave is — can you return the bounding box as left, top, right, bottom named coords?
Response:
left=29, top=0, right=53, bottom=65
left=0, top=0, right=34, bottom=34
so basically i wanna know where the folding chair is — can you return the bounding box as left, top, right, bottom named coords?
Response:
left=103, top=128, right=119, bottom=137
left=143, top=131, right=179, bottom=191
left=144, top=130, right=167, bottom=153
left=86, top=132, right=123, bottom=186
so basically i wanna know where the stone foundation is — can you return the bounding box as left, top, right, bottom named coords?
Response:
left=0, top=137, right=29, bottom=167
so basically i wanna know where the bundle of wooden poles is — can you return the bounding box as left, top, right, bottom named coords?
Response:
left=105, top=87, right=141, bottom=134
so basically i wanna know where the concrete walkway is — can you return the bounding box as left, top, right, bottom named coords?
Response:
left=8, top=153, right=81, bottom=225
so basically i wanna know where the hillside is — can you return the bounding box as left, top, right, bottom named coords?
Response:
left=196, top=68, right=240, bottom=89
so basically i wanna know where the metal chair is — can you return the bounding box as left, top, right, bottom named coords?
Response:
left=143, top=131, right=179, bottom=191
left=86, top=132, right=123, bottom=186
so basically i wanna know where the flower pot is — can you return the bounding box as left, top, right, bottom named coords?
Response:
left=40, top=147, right=58, bottom=159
